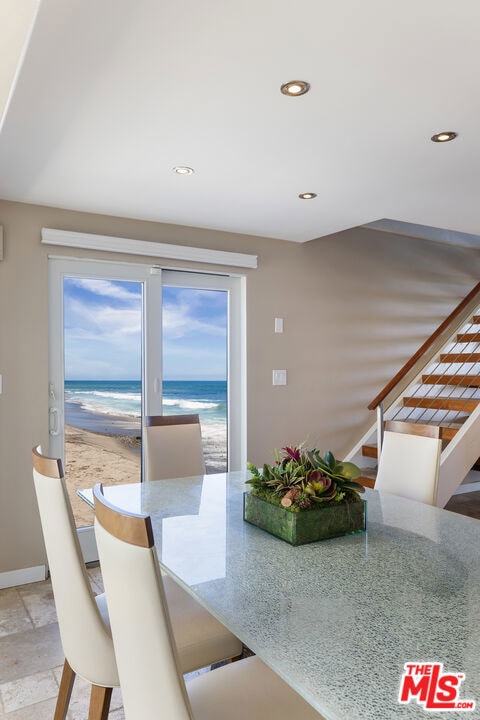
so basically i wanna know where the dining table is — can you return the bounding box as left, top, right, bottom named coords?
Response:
left=79, top=471, right=480, bottom=719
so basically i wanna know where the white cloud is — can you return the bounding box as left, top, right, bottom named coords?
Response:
left=64, top=281, right=226, bottom=379
left=163, top=302, right=225, bottom=339
left=68, top=278, right=141, bottom=302
left=66, top=298, right=141, bottom=340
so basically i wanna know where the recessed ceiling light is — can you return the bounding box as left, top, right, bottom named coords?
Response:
left=173, top=166, right=195, bottom=175
left=299, top=192, right=317, bottom=200
left=431, top=131, right=457, bottom=143
left=280, top=80, right=310, bottom=97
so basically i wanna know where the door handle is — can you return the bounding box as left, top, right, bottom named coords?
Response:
left=49, top=407, right=59, bottom=436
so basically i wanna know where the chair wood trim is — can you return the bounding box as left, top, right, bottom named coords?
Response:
left=385, top=421, right=441, bottom=439
left=54, top=660, right=76, bottom=720
left=145, top=414, right=200, bottom=427
left=88, top=685, right=113, bottom=720
left=32, top=445, right=64, bottom=478
left=93, top=484, right=154, bottom=549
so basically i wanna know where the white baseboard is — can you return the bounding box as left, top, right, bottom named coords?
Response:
left=0, top=565, right=47, bottom=589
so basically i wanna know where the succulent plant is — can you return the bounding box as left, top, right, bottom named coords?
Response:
left=247, top=444, right=364, bottom=511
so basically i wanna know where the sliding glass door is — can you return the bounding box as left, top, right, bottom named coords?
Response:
left=49, top=258, right=245, bottom=560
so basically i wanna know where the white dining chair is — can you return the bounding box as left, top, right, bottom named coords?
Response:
left=142, top=415, right=242, bottom=661
left=32, top=446, right=242, bottom=719
left=32, top=446, right=118, bottom=720
left=143, top=414, right=206, bottom=481
left=93, top=482, right=323, bottom=720
left=374, top=421, right=442, bottom=505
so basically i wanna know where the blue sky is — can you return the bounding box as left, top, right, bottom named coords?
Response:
left=64, top=278, right=227, bottom=380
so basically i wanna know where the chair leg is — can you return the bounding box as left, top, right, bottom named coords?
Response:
left=233, top=643, right=255, bottom=661
left=54, top=659, right=76, bottom=720
left=88, top=684, right=113, bottom=720
left=228, top=653, right=244, bottom=663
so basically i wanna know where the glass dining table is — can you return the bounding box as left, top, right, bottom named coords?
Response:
left=79, top=471, right=480, bottom=719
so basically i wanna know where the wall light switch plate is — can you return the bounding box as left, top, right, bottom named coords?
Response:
left=272, top=369, right=287, bottom=386
left=274, top=317, right=284, bottom=333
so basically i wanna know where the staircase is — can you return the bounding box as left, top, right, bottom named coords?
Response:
left=346, top=283, right=480, bottom=507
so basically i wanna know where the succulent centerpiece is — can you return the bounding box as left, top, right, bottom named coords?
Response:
left=244, top=444, right=366, bottom=545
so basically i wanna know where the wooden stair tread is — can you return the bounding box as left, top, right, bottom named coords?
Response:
left=441, top=426, right=459, bottom=440
left=422, top=374, right=480, bottom=387
left=402, top=396, right=480, bottom=412
left=439, top=352, right=480, bottom=362
left=358, top=475, right=375, bottom=489
left=472, top=316, right=480, bottom=323
left=457, top=332, right=480, bottom=342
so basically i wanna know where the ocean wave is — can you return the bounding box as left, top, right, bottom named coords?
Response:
left=66, top=390, right=141, bottom=401
left=77, top=400, right=141, bottom=418
left=163, top=398, right=219, bottom=410
left=66, top=395, right=219, bottom=417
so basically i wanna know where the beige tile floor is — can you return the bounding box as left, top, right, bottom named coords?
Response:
left=1, top=493, right=478, bottom=718
left=0, top=566, right=125, bottom=719
left=0, top=564, right=220, bottom=719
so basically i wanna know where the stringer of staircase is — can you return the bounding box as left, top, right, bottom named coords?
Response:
left=346, top=282, right=480, bottom=505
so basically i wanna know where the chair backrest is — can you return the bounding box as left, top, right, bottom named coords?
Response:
left=374, top=422, right=442, bottom=505
left=93, top=483, right=192, bottom=720
left=32, top=446, right=117, bottom=686
left=143, top=414, right=206, bottom=481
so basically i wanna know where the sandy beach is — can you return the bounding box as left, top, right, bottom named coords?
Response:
left=65, top=423, right=227, bottom=527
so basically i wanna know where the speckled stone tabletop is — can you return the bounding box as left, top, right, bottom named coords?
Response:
left=94, top=472, right=480, bottom=720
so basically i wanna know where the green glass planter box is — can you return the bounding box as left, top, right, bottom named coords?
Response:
left=243, top=492, right=366, bottom=546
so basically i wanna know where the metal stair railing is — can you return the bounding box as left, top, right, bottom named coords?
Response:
left=389, top=314, right=480, bottom=432
left=368, top=281, right=480, bottom=453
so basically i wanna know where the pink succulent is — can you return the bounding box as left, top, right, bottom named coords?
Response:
left=281, top=445, right=301, bottom=462
left=308, top=470, right=327, bottom=485
left=306, top=472, right=337, bottom=500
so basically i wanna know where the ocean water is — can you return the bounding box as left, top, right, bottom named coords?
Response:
left=64, top=380, right=226, bottom=435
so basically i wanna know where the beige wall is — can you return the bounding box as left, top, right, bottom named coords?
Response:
left=1, top=199, right=479, bottom=575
